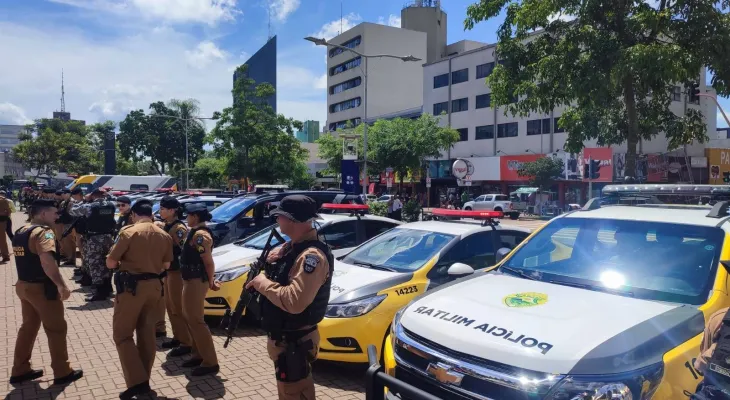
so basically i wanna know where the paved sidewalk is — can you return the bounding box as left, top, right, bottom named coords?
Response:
left=1, top=213, right=366, bottom=400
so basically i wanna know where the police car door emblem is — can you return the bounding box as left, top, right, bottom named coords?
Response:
left=426, top=362, right=464, bottom=386
left=503, top=292, right=548, bottom=308
left=304, top=255, right=319, bottom=273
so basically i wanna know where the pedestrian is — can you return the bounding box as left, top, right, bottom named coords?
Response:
left=156, top=196, right=192, bottom=355
left=9, top=199, right=83, bottom=386
left=179, top=203, right=220, bottom=376
left=69, top=189, right=116, bottom=301
left=392, top=195, right=403, bottom=221
left=0, top=189, right=14, bottom=262
left=106, top=199, right=172, bottom=400
left=245, top=195, right=334, bottom=400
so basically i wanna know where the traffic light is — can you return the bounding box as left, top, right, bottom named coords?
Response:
left=689, top=82, right=700, bottom=103
left=724, top=172, right=730, bottom=183
left=584, top=159, right=601, bottom=180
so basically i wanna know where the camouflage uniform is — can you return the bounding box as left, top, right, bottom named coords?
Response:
left=70, top=198, right=116, bottom=301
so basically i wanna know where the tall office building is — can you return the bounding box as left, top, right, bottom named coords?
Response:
left=234, top=36, right=277, bottom=112
left=295, top=120, right=320, bottom=143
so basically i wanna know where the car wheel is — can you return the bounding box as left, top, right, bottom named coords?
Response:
left=464, top=206, right=472, bottom=211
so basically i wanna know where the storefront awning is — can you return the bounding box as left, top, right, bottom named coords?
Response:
left=513, top=187, right=539, bottom=195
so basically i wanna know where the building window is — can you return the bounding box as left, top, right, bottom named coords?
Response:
left=330, top=77, right=362, bottom=95
left=497, top=122, right=519, bottom=138
left=433, top=73, right=449, bottom=89
left=329, top=118, right=361, bottom=131
left=671, top=86, right=682, bottom=102
left=330, top=56, right=361, bottom=76
left=542, top=118, right=552, bottom=134
left=526, top=119, right=542, bottom=136
left=476, top=94, right=491, bottom=109
left=330, top=97, right=362, bottom=113
left=457, top=128, right=468, bottom=141
left=476, top=62, right=495, bottom=79
left=475, top=125, right=494, bottom=140
left=433, top=102, right=449, bottom=115
left=329, top=36, right=361, bottom=58
left=451, top=98, right=468, bottom=113
left=554, top=117, right=565, bottom=133
left=451, top=69, right=469, bottom=85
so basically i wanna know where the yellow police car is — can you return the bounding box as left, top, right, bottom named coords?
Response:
left=318, top=208, right=533, bottom=363
left=381, top=184, right=730, bottom=400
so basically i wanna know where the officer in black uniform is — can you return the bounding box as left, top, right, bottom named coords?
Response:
left=245, top=195, right=334, bottom=400
left=115, top=196, right=132, bottom=236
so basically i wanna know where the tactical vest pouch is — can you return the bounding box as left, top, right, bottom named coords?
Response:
left=275, top=339, right=314, bottom=383
left=43, top=280, right=59, bottom=301
left=181, top=264, right=208, bottom=282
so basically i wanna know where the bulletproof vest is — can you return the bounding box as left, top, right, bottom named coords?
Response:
left=164, top=220, right=186, bottom=271
left=75, top=217, right=87, bottom=234
left=116, top=213, right=130, bottom=233
left=704, top=310, right=730, bottom=393
left=261, top=239, right=334, bottom=333
left=180, top=227, right=211, bottom=268
left=86, top=201, right=116, bottom=235
left=13, top=225, right=58, bottom=282
left=57, top=200, right=73, bottom=224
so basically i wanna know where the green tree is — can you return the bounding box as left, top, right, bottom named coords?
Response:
left=191, top=156, right=227, bottom=188
left=367, top=115, right=460, bottom=187
left=464, top=0, right=730, bottom=176
left=13, top=119, right=94, bottom=179
left=118, top=99, right=207, bottom=175
left=211, top=64, right=305, bottom=187
left=517, top=157, right=564, bottom=190
left=287, top=160, right=317, bottom=190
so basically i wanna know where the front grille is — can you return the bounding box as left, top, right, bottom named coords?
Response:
left=394, top=366, right=477, bottom=400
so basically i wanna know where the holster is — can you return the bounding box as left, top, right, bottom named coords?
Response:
left=181, top=264, right=208, bottom=282
left=275, top=338, right=315, bottom=383
left=114, top=271, right=163, bottom=296
left=43, top=279, right=59, bottom=300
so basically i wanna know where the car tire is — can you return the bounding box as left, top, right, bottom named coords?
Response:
left=464, top=206, right=472, bottom=211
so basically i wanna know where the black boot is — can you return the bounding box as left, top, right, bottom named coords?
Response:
left=104, top=278, right=114, bottom=296
left=85, top=284, right=108, bottom=302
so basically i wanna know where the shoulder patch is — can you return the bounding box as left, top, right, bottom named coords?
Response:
left=303, top=254, right=320, bottom=273
left=176, top=228, right=185, bottom=239
left=44, top=231, right=55, bottom=240
left=196, top=235, right=204, bottom=245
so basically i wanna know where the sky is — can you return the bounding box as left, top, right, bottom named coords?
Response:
left=0, top=0, right=727, bottom=131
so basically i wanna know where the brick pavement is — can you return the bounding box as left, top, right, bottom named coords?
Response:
left=0, top=213, right=366, bottom=400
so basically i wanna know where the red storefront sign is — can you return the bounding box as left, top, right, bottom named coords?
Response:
left=582, top=147, right=613, bottom=182
left=499, top=154, right=544, bottom=181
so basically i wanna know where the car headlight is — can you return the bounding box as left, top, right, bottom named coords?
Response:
left=214, top=266, right=250, bottom=283
left=391, top=307, right=405, bottom=338
left=325, top=294, right=387, bottom=318
left=545, top=363, right=663, bottom=400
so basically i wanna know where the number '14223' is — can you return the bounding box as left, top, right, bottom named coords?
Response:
left=395, top=286, right=418, bottom=296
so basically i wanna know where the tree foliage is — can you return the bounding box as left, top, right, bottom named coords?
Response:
left=517, top=156, right=564, bottom=190
left=13, top=119, right=93, bottom=178
left=465, top=0, right=730, bottom=176
left=191, top=155, right=227, bottom=189
left=118, top=99, right=207, bottom=175
left=211, top=64, right=306, bottom=187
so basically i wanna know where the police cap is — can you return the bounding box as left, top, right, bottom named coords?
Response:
left=159, top=196, right=180, bottom=209
left=270, top=195, right=319, bottom=223
left=70, top=188, right=83, bottom=195
left=116, top=195, right=131, bottom=205
left=185, top=203, right=207, bottom=214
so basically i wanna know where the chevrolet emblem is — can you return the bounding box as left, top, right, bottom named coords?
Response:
left=426, top=362, right=464, bottom=386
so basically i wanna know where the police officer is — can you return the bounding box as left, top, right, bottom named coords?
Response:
left=115, top=196, right=132, bottom=235
left=9, top=199, right=83, bottom=386
left=179, top=203, right=220, bottom=376
left=245, top=195, right=334, bottom=400
left=156, top=196, right=192, bottom=353
left=68, top=189, right=89, bottom=284
left=106, top=199, right=173, bottom=400
left=69, top=189, right=116, bottom=301
left=56, top=189, right=76, bottom=266
left=691, top=307, right=730, bottom=399
left=0, top=190, right=13, bottom=262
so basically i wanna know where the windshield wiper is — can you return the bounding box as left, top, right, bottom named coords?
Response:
left=353, top=261, right=397, bottom=272
left=549, top=280, right=635, bottom=297
left=500, top=266, right=540, bottom=281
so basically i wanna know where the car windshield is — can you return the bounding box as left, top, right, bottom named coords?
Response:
left=210, top=198, right=256, bottom=223
left=236, top=220, right=326, bottom=249
left=342, top=228, right=456, bottom=273
left=501, top=217, right=724, bottom=305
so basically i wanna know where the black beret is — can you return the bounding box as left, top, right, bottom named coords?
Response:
left=42, top=188, right=56, bottom=194
left=90, top=188, right=107, bottom=195
left=70, top=188, right=83, bottom=195
left=32, top=199, right=58, bottom=209
left=61, top=189, right=71, bottom=194
left=159, top=196, right=180, bottom=209
left=55, top=190, right=63, bottom=196
left=116, top=196, right=131, bottom=205
left=185, top=203, right=207, bottom=214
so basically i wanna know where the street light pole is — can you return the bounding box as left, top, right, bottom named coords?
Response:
left=304, top=36, right=421, bottom=195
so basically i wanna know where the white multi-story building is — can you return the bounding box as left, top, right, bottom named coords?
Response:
left=423, top=42, right=717, bottom=160
left=325, top=23, right=428, bottom=132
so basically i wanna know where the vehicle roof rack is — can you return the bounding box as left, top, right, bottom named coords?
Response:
left=707, top=201, right=730, bottom=218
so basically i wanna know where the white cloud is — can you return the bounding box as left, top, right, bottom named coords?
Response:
left=314, top=74, right=327, bottom=90
left=185, top=40, right=228, bottom=69
left=0, top=20, right=326, bottom=129
left=377, top=14, right=401, bottom=28
left=0, top=102, right=32, bottom=125
left=239, top=51, right=251, bottom=61
left=547, top=12, right=576, bottom=23
left=269, top=0, right=300, bottom=22
left=48, top=0, right=241, bottom=26
left=310, top=12, right=361, bottom=41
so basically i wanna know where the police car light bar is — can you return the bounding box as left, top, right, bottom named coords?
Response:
left=603, top=184, right=730, bottom=195
left=432, top=208, right=504, bottom=219
left=321, top=203, right=370, bottom=210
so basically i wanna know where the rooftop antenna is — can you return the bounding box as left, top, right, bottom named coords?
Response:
left=340, top=0, right=343, bottom=34
left=60, top=69, right=66, bottom=112
left=267, top=0, right=272, bottom=40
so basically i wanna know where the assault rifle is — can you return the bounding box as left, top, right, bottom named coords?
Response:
left=221, top=228, right=286, bottom=348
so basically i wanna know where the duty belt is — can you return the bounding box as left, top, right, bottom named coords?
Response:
left=19, top=277, right=51, bottom=284
left=114, top=271, right=164, bottom=296
left=180, top=263, right=208, bottom=282
left=268, top=326, right=317, bottom=343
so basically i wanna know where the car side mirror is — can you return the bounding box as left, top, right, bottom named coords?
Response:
left=447, top=262, right=475, bottom=277
left=237, top=216, right=255, bottom=228
left=496, top=247, right=512, bottom=263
